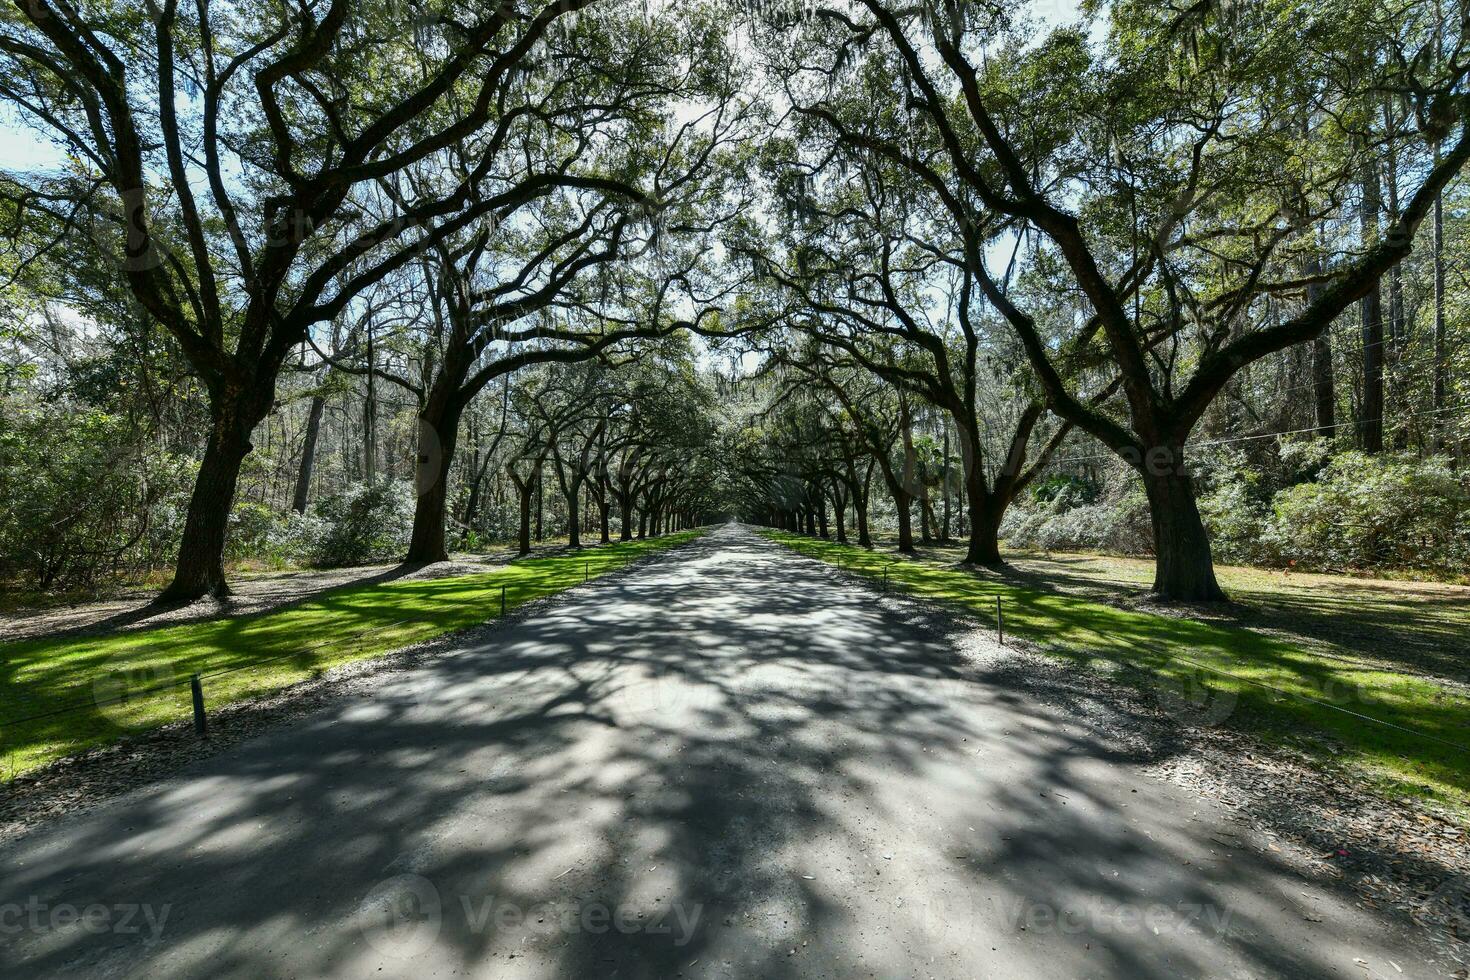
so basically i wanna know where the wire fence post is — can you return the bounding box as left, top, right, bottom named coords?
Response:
left=585, top=561, right=589, bottom=583
left=190, top=674, right=208, bottom=739
left=500, top=584, right=507, bottom=616
left=996, top=596, right=1004, bottom=646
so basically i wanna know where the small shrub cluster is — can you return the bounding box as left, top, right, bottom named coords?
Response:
left=226, top=481, right=416, bottom=569
left=0, top=406, right=193, bottom=590
left=306, top=481, right=416, bottom=566
left=1002, top=469, right=1153, bottom=556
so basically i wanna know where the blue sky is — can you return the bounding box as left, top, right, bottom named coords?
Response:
left=1, top=104, right=67, bottom=172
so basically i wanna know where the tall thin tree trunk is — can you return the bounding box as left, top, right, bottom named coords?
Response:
left=535, top=477, right=543, bottom=543
left=364, top=321, right=377, bottom=483
left=832, top=484, right=848, bottom=544
left=514, top=476, right=534, bottom=556
left=855, top=461, right=873, bottom=548
left=293, top=394, right=327, bottom=514
left=1360, top=158, right=1385, bottom=453
left=1433, top=144, right=1448, bottom=446
left=1304, top=245, right=1337, bottom=438
left=941, top=420, right=951, bottom=542
left=895, top=490, right=914, bottom=553
left=564, top=478, right=582, bottom=548
left=897, top=395, right=918, bottom=553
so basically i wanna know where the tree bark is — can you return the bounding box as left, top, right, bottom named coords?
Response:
left=159, top=403, right=260, bottom=601
left=515, top=477, right=533, bottom=556
left=897, top=393, right=918, bottom=552
left=405, top=394, right=464, bottom=564
left=506, top=456, right=547, bottom=558
left=941, top=420, right=951, bottom=542
left=619, top=494, right=634, bottom=540
left=292, top=394, right=326, bottom=514
left=961, top=467, right=1005, bottom=566
left=954, top=406, right=1041, bottom=568
left=565, top=480, right=582, bottom=548
left=1433, top=154, right=1447, bottom=445
left=535, top=477, right=544, bottom=543
left=831, top=482, right=848, bottom=544
left=1360, top=158, right=1385, bottom=453
left=1142, top=465, right=1226, bottom=602
left=894, top=489, right=914, bottom=553
left=1312, top=332, right=1336, bottom=438
left=1305, top=250, right=1337, bottom=438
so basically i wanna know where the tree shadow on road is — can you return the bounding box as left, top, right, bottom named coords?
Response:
left=0, top=529, right=1452, bottom=978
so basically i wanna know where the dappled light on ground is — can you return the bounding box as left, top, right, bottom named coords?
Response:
left=0, top=534, right=699, bottom=775
left=771, top=532, right=1470, bottom=812
left=0, top=527, right=1450, bottom=978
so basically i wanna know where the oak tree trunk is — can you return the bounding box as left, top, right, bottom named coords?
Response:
left=406, top=397, right=464, bottom=564
left=159, top=402, right=261, bottom=601
left=1143, top=468, right=1225, bottom=602
left=963, top=461, right=1005, bottom=567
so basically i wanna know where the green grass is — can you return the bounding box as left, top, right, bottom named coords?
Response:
left=0, top=531, right=703, bottom=778
left=764, top=530, right=1470, bottom=820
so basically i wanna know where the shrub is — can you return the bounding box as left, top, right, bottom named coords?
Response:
left=225, top=503, right=321, bottom=566
left=1194, top=448, right=1270, bottom=566
left=309, top=481, right=415, bottom=567
left=0, top=405, right=193, bottom=589
left=1261, top=452, right=1470, bottom=574
left=1003, top=475, right=1153, bottom=555
left=1029, top=473, right=1100, bottom=507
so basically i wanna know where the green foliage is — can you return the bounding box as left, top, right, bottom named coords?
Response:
left=0, top=405, right=192, bottom=590
left=1005, top=465, right=1151, bottom=555
left=1004, top=487, right=1153, bottom=556
left=307, top=481, right=416, bottom=568
left=1030, top=473, right=1100, bottom=506
left=224, top=504, right=322, bottom=568
left=1262, top=452, right=1470, bottom=574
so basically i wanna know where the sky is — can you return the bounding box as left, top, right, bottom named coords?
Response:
left=1, top=105, right=68, bottom=173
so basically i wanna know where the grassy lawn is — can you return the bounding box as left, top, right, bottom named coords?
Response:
left=763, top=530, right=1470, bottom=820
left=0, top=531, right=703, bottom=779
left=937, top=544, right=1470, bottom=688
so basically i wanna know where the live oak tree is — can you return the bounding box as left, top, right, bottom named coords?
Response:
left=0, top=0, right=622, bottom=599
left=324, top=4, right=752, bottom=563
left=773, top=0, right=1470, bottom=600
